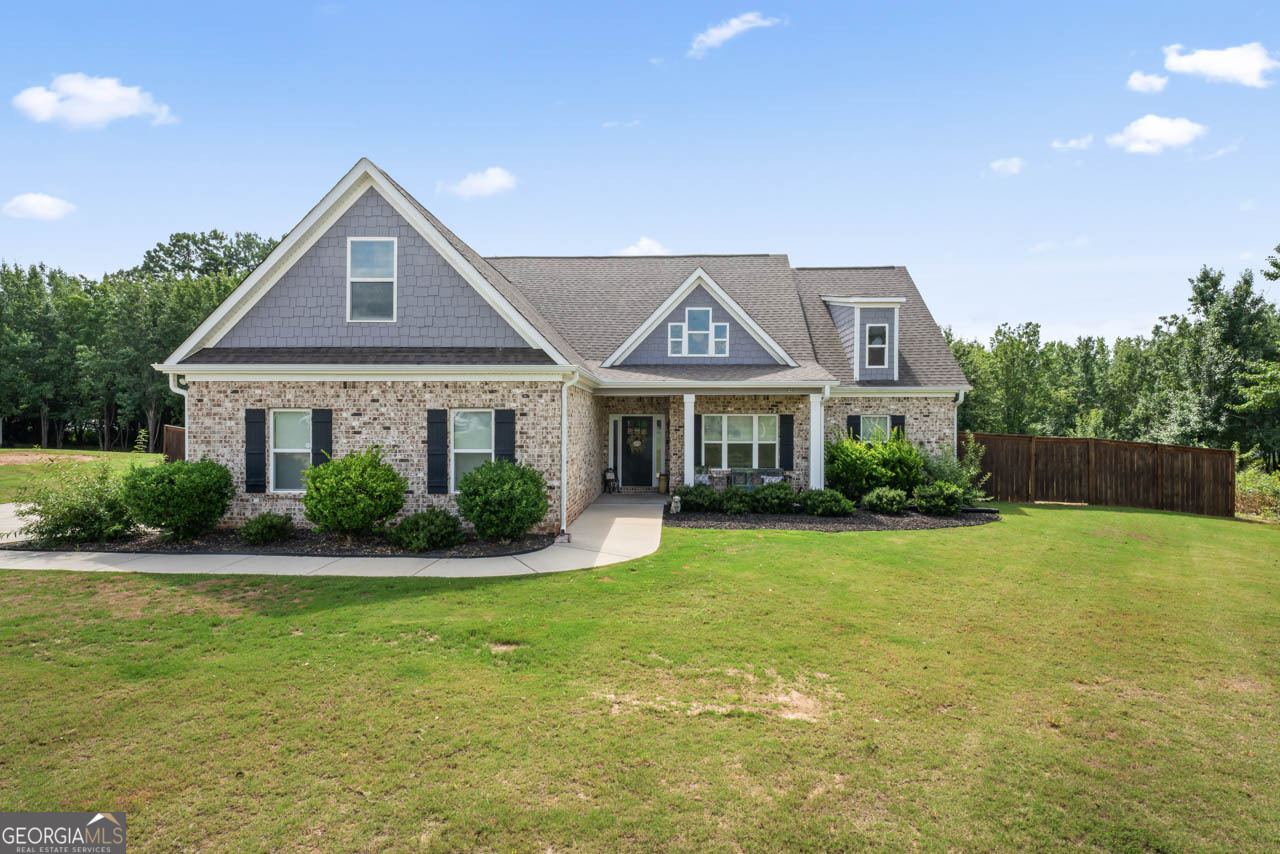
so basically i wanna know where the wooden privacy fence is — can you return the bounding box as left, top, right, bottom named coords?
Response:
left=963, top=433, right=1235, bottom=517
left=162, top=425, right=185, bottom=463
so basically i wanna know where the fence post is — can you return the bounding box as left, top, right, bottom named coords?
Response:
left=1028, top=436, right=1037, bottom=503
left=1088, top=438, right=1096, bottom=505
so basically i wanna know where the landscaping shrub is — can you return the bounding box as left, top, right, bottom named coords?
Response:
left=122, top=459, right=234, bottom=539
left=1237, top=465, right=1280, bottom=519
left=718, top=486, right=753, bottom=515
left=876, top=435, right=925, bottom=493
left=751, top=481, right=798, bottom=513
left=673, top=484, right=720, bottom=513
left=388, top=508, right=464, bottom=552
left=238, top=512, right=295, bottom=546
left=862, top=486, right=909, bottom=514
left=922, top=432, right=990, bottom=504
left=15, top=462, right=136, bottom=546
left=456, top=459, right=548, bottom=541
left=825, top=437, right=889, bottom=501
left=302, top=446, right=406, bottom=538
left=913, top=482, right=964, bottom=516
left=798, top=488, right=856, bottom=517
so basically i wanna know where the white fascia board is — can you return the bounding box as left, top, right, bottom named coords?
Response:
left=821, top=295, right=907, bottom=308
left=165, top=159, right=569, bottom=366
left=829, top=385, right=971, bottom=397
left=601, top=267, right=798, bottom=368
left=152, top=362, right=587, bottom=384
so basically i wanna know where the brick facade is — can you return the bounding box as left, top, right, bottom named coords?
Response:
left=823, top=395, right=955, bottom=453
left=670, top=394, right=813, bottom=490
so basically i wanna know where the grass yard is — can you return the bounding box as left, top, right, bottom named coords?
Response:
left=1, top=505, right=1277, bottom=851
left=0, top=447, right=163, bottom=503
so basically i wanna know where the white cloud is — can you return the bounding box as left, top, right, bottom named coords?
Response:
left=617, top=236, right=670, bottom=256
left=1105, top=114, right=1206, bottom=154
left=12, top=73, right=175, bottom=128
left=602, top=119, right=641, bottom=129
left=1127, top=71, right=1168, bottom=93
left=1163, top=42, right=1279, bottom=87
left=688, top=12, right=781, bottom=58
left=438, top=166, right=517, bottom=199
left=3, top=193, right=76, bottom=220
left=1202, top=140, right=1241, bottom=160
left=989, top=157, right=1025, bottom=177
left=1051, top=134, right=1093, bottom=151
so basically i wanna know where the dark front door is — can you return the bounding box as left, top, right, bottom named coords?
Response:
left=620, top=417, right=653, bottom=487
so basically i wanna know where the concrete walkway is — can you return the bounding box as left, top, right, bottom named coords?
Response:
left=0, top=503, right=20, bottom=539
left=0, top=494, right=666, bottom=578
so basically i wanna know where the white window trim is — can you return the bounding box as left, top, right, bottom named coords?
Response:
left=449, top=408, right=494, bottom=493
left=269, top=408, right=310, bottom=494
left=860, top=414, right=891, bottom=443
left=346, top=236, right=398, bottom=323
left=667, top=307, right=729, bottom=358
left=865, top=323, right=889, bottom=369
left=701, top=413, right=780, bottom=469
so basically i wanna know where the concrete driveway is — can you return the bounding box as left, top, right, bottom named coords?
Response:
left=0, top=504, right=21, bottom=539
left=0, top=494, right=667, bottom=578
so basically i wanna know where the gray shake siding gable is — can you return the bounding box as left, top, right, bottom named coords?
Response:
left=829, top=304, right=896, bottom=381
left=620, top=284, right=777, bottom=366
left=217, top=187, right=531, bottom=349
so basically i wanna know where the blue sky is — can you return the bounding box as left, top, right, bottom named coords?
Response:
left=2, top=1, right=1277, bottom=342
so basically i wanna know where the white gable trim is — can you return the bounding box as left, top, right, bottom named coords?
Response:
left=601, top=267, right=797, bottom=368
left=164, top=159, right=569, bottom=366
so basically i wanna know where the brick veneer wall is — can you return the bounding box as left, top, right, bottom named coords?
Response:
left=564, top=384, right=599, bottom=522
left=593, top=396, right=671, bottom=487
left=823, top=396, right=955, bottom=453
left=186, top=379, right=565, bottom=533
left=670, top=394, right=813, bottom=489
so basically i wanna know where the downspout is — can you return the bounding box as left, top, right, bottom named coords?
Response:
left=819, top=384, right=831, bottom=489
left=168, top=374, right=189, bottom=461
left=559, top=370, right=582, bottom=540
left=954, top=389, right=966, bottom=457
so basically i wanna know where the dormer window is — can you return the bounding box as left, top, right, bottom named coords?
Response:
left=347, top=237, right=397, bottom=322
left=866, top=323, right=888, bottom=368
left=668, top=307, right=729, bottom=357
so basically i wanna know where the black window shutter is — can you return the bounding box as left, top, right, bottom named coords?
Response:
left=494, top=409, right=516, bottom=463
left=847, top=414, right=861, bottom=442
left=245, top=409, right=266, bottom=493
left=427, top=409, right=448, bottom=494
left=311, top=409, right=332, bottom=467
left=693, top=414, right=702, bottom=466
left=779, top=414, right=795, bottom=470
left=890, top=414, right=906, bottom=438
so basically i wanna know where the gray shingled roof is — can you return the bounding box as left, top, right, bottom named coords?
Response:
left=794, top=267, right=969, bottom=387
left=181, top=347, right=555, bottom=365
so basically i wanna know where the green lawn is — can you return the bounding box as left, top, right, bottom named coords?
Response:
left=1, top=505, right=1277, bottom=851
left=0, top=447, right=163, bottom=502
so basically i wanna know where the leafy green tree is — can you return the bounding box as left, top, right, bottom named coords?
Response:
left=989, top=322, right=1047, bottom=434
left=136, top=230, right=278, bottom=280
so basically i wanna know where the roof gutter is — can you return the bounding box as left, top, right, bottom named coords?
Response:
left=559, top=370, right=583, bottom=539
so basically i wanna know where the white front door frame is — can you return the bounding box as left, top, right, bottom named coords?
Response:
left=608, top=413, right=664, bottom=488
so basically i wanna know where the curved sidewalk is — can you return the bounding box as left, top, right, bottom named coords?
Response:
left=0, top=494, right=666, bottom=579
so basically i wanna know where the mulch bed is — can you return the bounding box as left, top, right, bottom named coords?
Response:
left=663, top=508, right=999, bottom=532
left=0, top=528, right=555, bottom=559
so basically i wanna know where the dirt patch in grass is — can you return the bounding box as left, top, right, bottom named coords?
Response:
left=1, top=528, right=555, bottom=559
left=488, top=642, right=521, bottom=653
left=593, top=667, right=843, bottom=722
left=664, top=508, right=998, bottom=532
left=0, top=452, right=101, bottom=465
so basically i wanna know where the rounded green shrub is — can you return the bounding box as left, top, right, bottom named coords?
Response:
left=456, top=460, right=548, bottom=541
left=751, top=481, right=798, bottom=513
left=672, top=484, right=720, bottom=513
left=913, top=482, right=964, bottom=516
left=388, top=508, right=464, bottom=552
left=876, top=436, right=925, bottom=493
left=862, top=486, right=909, bottom=515
left=239, top=511, right=295, bottom=546
left=718, top=486, right=753, bottom=515
left=798, top=488, right=856, bottom=517
left=824, top=438, right=889, bottom=501
left=122, top=459, right=234, bottom=539
left=16, top=462, right=136, bottom=545
left=302, top=446, right=406, bottom=537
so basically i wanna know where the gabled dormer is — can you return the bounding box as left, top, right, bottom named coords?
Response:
left=603, top=268, right=797, bottom=368
left=821, top=295, right=905, bottom=382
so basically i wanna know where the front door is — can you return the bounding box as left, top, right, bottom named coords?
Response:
left=620, top=416, right=653, bottom=487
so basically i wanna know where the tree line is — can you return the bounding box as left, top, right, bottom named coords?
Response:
left=949, top=245, right=1280, bottom=469
left=0, top=231, right=277, bottom=452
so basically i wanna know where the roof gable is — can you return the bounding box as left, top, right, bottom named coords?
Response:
left=162, top=159, right=570, bottom=366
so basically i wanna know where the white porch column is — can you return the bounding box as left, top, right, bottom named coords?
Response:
left=683, top=393, right=696, bottom=487
left=809, top=393, right=824, bottom=489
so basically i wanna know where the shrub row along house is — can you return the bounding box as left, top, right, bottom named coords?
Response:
left=154, top=159, right=970, bottom=534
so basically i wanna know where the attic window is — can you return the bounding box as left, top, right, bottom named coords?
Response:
left=668, top=307, right=729, bottom=357
left=866, top=323, right=888, bottom=368
left=348, top=237, right=396, bottom=322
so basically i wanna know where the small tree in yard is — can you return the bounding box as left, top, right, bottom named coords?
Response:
left=456, top=460, right=548, bottom=541
left=302, top=446, right=406, bottom=541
